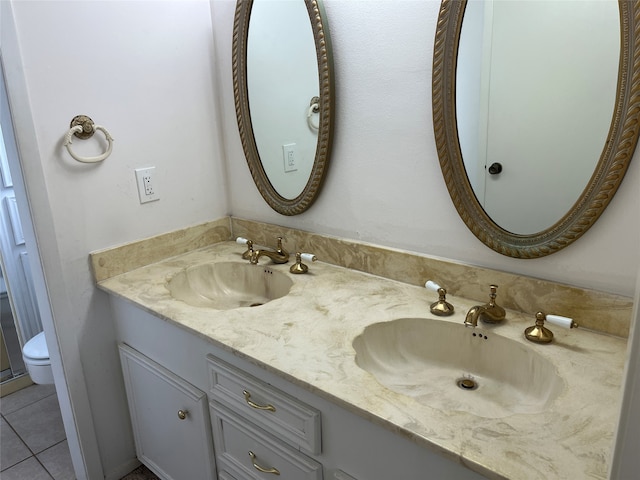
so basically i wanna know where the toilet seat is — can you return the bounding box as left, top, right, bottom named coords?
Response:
left=22, top=331, right=54, bottom=384
left=23, top=331, right=48, bottom=360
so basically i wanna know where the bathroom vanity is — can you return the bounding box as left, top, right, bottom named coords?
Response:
left=93, top=221, right=630, bottom=480
left=112, top=296, right=485, bottom=480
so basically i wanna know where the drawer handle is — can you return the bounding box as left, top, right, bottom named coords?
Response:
left=249, top=451, right=280, bottom=475
left=177, top=410, right=188, bottom=420
left=243, top=390, right=276, bottom=412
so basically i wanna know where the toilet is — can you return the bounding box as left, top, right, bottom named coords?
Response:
left=22, top=331, right=54, bottom=384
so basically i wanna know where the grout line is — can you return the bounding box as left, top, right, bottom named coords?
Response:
left=1, top=388, right=58, bottom=415
left=33, top=454, right=56, bottom=480
left=2, top=412, right=33, bottom=452
left=0, top=456, right=54, bottom=479
left=1, top=386, right=70, bottom=478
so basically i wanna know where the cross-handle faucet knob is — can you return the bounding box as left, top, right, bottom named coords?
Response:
left=425, top=281, right=454, bottom=316
left=524, top=311, right=578, bottom=344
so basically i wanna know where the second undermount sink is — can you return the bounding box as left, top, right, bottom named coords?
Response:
left=352, top=318, right=565, bottom=418
left=166, top=262, right=293, bottom=309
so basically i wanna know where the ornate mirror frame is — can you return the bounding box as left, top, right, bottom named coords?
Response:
left=233, top=0, right=334, bottom=216
left=432, top=0, right=640, bottom=258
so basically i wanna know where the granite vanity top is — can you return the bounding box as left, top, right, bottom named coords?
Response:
left=96, top=241, right=627, bottom=480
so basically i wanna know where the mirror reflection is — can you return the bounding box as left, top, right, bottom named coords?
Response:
left=456, top=0, right=619, bottom=234
left=233, top=0, right=334, bottom=215
left=248, top=0, right=319, bottom=199
left=432, top=0, right=640, bottom=258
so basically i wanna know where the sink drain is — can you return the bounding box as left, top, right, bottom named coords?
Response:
left=456, top=377, right=478, bottom=391
left=249, top=302, right=264, bottom=307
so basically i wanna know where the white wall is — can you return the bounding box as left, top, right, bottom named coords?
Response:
left=3, top=0, right=640, bottom=478
left=610, top=262, right=640, bottom=477
left=214, top=0, right=640, bottom=298
left=3, top=1, right=228, bottom=477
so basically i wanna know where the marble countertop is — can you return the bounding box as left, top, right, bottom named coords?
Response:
left=97, top=241, right=627, bottom=480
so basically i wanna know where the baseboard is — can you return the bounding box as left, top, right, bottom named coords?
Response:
left=104, top=458, right=142, bottom=480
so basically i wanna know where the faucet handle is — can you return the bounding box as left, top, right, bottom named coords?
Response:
left=546, top=314, right=578, bottom=329
left=274, top=236, right=289, bottom=255
left=290, top=252, right=317, bottom=274
left=488, top=284, right=499, bottom=302
left=236, top=237, right=254, bottom=260
left=425, top=281, right=454, bottom=316
left=524, top=311, right=578, bottom=343
left=425, top=280, right=441, bottom=293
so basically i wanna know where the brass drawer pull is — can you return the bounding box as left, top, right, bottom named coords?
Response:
left=248, top=451, right=280, bottom=475
left=177, top=410, right=188, bottom=420
left=243, top=390, right=276, bottom=412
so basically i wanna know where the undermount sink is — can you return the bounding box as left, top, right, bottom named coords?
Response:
left=166, top=262, right=293, bottom=309
left=352, top=318, right=565, bottom=418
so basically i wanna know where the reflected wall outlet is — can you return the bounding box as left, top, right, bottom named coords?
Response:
left=283, top=143, right=298, bottom=173
left=135, top=167, right=159, bottom=203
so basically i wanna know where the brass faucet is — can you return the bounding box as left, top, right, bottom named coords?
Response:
left=464, top=285, right=505, bottom=327
left=249, top=237, right=289, bottom=265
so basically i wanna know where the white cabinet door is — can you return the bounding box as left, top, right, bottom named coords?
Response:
left=119, top=344, right=216, bottom=480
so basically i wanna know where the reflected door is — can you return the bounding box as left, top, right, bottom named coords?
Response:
left=458, top=0, right=619, bottom=234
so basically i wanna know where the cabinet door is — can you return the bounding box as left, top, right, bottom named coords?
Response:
left=119, top=344, right=216, bottom=480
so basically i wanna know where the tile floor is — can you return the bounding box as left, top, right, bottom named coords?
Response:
left=1, top=384, right=158, bottom=480
left=1, top=383, right=72, bottom=479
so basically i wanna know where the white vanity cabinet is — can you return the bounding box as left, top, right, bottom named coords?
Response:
left=118, top=344, right=216, bottom=480
left=110, top=296, right=486, bottom=480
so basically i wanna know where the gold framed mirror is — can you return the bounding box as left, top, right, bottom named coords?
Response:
left=432, top=0, right=640, bottom=258
left=233, top=0, right=334, bottom=216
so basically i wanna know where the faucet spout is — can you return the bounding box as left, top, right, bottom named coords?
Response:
left=251, top=249, right=289, bottom=264
left=248, top=237, right=289, bottom=265
left=464, top=306, right=484, bottom=327
left=463, top=285, right=506, bottom=327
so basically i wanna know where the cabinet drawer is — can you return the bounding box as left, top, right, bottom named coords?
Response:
left=207, top=354, right=321, bottom=454
left=211, top=402, right=323, bottom=480
left=333, top=470, right=358, bottom=480
left=218, top=471, right=238, bottom=480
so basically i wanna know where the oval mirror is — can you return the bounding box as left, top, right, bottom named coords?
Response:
left=432, top=0, right=640, bottom=258
left=233, top=0, right=334, bottom=215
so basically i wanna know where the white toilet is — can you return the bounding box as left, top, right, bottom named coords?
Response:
left=22, top=331, right=54, bottom=384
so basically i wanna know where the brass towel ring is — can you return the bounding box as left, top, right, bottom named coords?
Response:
left=307, top=96, right=320, bottom=131
left=63, top=115, right=114, bottom=163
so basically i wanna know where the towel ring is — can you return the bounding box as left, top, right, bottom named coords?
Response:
left=64, top=115, right=114, bottom=163
left=307, top=96, right=320, bottom=131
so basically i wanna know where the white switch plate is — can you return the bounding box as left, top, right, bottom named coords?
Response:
left=283, top=143, right=298, bottom=172
left=135, top=167, right=159, bottom=203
